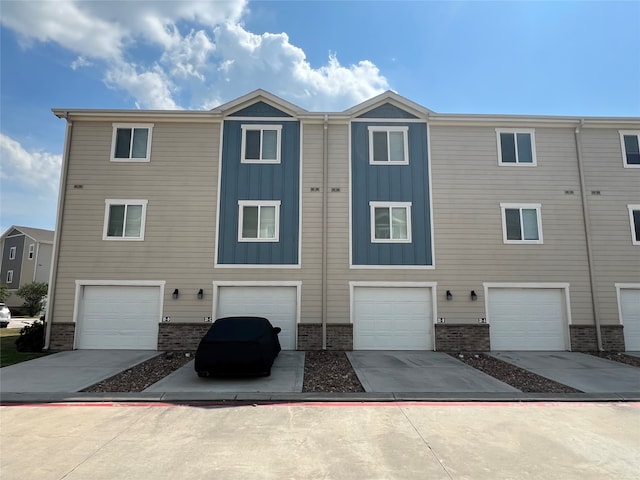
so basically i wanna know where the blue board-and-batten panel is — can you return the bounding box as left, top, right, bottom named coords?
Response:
left=351, top=121, right=432, bottom=266
left=230, top=101, right=292, bottom=118
left=217, top=119, right=300, bottom=265
left=358, top=103, right=419, bottom=119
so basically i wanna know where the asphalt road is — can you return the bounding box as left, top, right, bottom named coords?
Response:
left=1, top=401, right=638, bottom=479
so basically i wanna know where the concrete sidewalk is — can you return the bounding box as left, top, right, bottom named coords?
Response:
left=2, top=402, right=638, bottom=479
left=0, top=350, right=160, bottom=393
left=490, top=351, right=640, bottom=393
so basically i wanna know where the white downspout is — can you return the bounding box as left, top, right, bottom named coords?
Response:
left=322, top=114, right=329, bottom=350
left=574, top=121, right=603, bottom=351
left=44, top=114, right=73, bottom=350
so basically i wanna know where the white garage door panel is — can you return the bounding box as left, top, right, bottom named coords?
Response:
left=217, top=287, right=297, bottom=350
left=78, top=286, right=160, bottom=349
left=621, top=289, right=640, bottom=351
left=354, top=287, right=432, bottom=350
left=489, top=288, right=566, bottom=351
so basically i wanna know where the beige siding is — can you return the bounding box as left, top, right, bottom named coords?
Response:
left=428, top=125, right=592, bottom=325
left=580, top=128, right=640, bottom=326
left=52, top=121, right=221, bottom=324
left=50, top=108, right=639, bottom=347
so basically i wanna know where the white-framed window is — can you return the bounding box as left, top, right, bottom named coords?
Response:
left=238, top=200, right=281, bottom=242
left=500, top=203, right=543, bottom=244
left=111, top=123, right=153, bottom=162
left=496, top=129, right=537, bottom=165
left=370, top=201, right=412, bottom=243
left=103, top=199, right=148, bottom=241
left=241, top=125, right=282, bottom=163
left=619, top=131, right=640, bottom=168
left=628, top=205, right=640, bottom=245
left=368, top=126, right=409, bottom=165
left=8, top=246, right=16, bottom=260
left=6, top=270, right=13, bottom=284
left=28, top=244, right=35, bottom=259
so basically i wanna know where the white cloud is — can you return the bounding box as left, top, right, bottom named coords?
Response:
left=105, top=62, right=180, bottom=110
left=71, top=56, right=92, bottom=70
left=0, top=134, right=62, bottom=193
left=1, top=0, right=389, bottom=111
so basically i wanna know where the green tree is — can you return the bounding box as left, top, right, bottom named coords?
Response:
left=16, top=282, right=48, bottom=317
left=0, top=284, right=8, bottom=303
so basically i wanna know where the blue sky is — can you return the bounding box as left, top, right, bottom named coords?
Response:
left=1, top=0, right=639, bottom=234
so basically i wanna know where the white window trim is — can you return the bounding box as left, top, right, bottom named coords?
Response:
left=8, top=246, right=16, bottom=260
left=6, top=270, right=13, bottom=283
left=237, top=200, right=281, bottom=242
left=496, top=128, right=537, bottom=166
left=103, top=199, right=148, bottom=241
left=370, top=201, right=412, bottom=243
left=628, top=204, right=640, bottom=245
left=619, top=130, right=640, bottom=168
left=500, top=203, right=543, bottom=244
left=28, top=244, right=35, bottom=259
left=240, top=124, right=282, bottom=164
left=111, top=123, right=154, bottom=162
left=368, top=125, right=409, bottom=165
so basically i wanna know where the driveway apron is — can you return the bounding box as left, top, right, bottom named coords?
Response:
left=347, top=351, right=519, bottom=393
left=0, top=350, right=160, bottom=393
left=490, top=351, right=640, bottom=393
left=144, top=351, right=305, bottom=393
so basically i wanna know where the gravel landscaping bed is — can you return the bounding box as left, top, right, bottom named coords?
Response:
left=588, top=352, right=640, bottom=368
left=451, top=353, right=582, bottom=393
left=303, top=351, right=364, bottom=392
left=82, top=351, right=194, bottom=393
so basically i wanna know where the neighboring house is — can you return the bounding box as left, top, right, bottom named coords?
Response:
left=46, top=90, right=639, bottom=352
left=0, top=226, right=55, bottom=310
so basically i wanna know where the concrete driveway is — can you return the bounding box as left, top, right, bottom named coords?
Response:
left=0, top=350, right=160, bottom=393
left=347, top=351, right=519, bottom=393
left=490, top=351, right=640, bottom=393
left=144, top=351, right=305, bottom=393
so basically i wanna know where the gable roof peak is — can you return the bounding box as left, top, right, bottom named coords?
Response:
left=210, top=89, right=307, bottom=116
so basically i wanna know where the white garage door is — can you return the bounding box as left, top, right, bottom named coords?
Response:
left=488, top=288, right=567, bottom=351
left=216, top=286, right=297, bottom=350
left=353, top=287, right=433, bottom=350
left=620, top=289, right=640, bottom=351
left=77, top=285, right=161, bottom=349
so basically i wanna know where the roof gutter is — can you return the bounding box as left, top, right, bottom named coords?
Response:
left=574, top=121, right=603, bottom=352
left=44, top=112, right=73, bottom=350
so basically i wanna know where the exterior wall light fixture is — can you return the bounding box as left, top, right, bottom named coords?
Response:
left=471, top=290, right=478, bottom=301
left=172, top=288, right=179, bottom=299
left=197, top=289, right=204, bottom=299
left=446, top=290, right=453, bottom=301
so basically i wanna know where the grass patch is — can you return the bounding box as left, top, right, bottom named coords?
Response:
left=0, top=328, right=48, bottom=367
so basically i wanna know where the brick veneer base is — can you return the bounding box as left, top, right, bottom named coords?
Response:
left=297, top=324, right=322, bottom=350
left=435, top=324, right=490, bottom=352
left=326, top=324, right=353, bottom=350
left=49, top=323, right=75, bottom=351
left=297, top=324, right=353, bottom=350
left=157, top=323, right=212, bottom=351
left=600, top=325, right=625, bottom=352
left=569, top=325, right=598, bottom=351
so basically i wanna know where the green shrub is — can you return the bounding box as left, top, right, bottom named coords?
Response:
left=15, top=321, right=45, bottom=352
